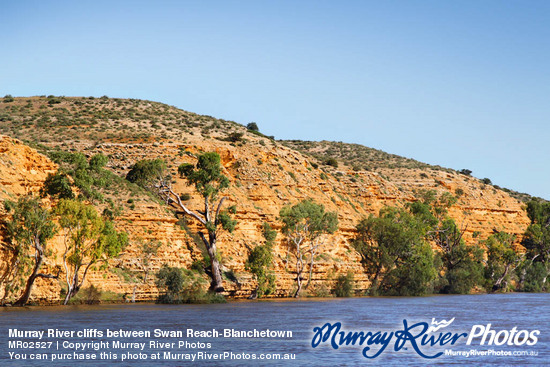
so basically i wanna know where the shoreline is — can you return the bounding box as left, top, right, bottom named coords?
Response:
left=2, top=291, right=545, bottom=309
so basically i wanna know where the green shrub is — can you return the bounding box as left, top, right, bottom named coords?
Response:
left=325, top=158, right=338, bottom=168
left=246, top=122, right=259, bottom=131
left=333, top=272, right=354, bottom=297
left=226, top=132, right=244, bottom=142
left=155, top=265, right=226, bottom=304
left=41, top=172, right=74, bottom=199
left=89, top=153, right=108, bottom=171
left=126, top=159, right=166, bottom=188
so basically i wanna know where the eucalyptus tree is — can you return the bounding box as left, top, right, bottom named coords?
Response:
left=3, top=196, right=57, bottom=306
left=55, top=199, right=127, bottom=304
left=280, top=200, right=338, bottom=297
left=126, top=152, right=235, bottom=292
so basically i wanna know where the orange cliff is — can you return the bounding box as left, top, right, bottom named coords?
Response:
left=0, top=132, right=532, bottom=304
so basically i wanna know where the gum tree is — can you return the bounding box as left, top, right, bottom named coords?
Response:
left=352, top=207, right=437, bottom=296
left=126, top=152, right=235, bottom=292
left=280, top=200, right=338, bottom=297
left=56, top=199, right=127, bottom=304
left=2, top=196, right=57, bottom=306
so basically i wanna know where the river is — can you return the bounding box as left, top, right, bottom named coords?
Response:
left=1, top=293, right=548, bottom=366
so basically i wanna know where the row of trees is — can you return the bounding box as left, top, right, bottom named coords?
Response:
left=1, top=196, right=127, bottom=305
left=128, top=153, right=339, bottom=299
left=131, top=151, right=547, bottom=299
left=4, top=147, right=546, bottom=304
left=1, top=153, right=128, bottom=306
left=351, top=191, right=550, bottom=295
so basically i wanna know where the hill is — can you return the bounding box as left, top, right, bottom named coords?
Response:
left=0, top=96, right=533, bottom=302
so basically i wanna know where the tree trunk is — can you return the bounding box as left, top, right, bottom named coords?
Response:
left=14, top=247, right=44, bottom=306
left=493, top=264, right=510, bottom=291
left=63, top=287, right=73, bottom=305
left=207, top=233, right=224, bottom=293
left=294, top=255, right=304, bottom=298
left=305, top=248, right=317, bottom=289
left=63, top=270, right=80, bottom=305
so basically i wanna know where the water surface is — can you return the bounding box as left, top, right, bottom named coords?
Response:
left=1, top=294, right=548, bottom=366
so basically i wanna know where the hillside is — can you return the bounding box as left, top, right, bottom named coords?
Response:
left=281, top=140, right=540, bottom=203
left=0, top=96, right=533, bottom=303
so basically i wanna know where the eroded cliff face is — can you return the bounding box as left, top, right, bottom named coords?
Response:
left=0, top=132, right=531, bottom=303
left=0, top=97, right=532, bottom=303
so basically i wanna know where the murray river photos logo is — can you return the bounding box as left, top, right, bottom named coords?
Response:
left=311, top=318, right=540, bottom=359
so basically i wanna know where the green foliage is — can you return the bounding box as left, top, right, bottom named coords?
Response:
left=156, top=265, right=184, bottom=302
left=246, top=122, right=259, bottom=131
left=178, top=193, right=190, bottom=201
left=132, top=151, right=234, bottom=292
left=332, top=272, right=354, bottom=297
left=3, top=197, right=57, bottom=253
left=518, top=261, right=547, bottom=292
left=41, top=172, right=74, bottom=199
left=227, top=132, right=244, bottom=142
left=177, top=163, right=194, bottom=178
left=190, top=153, right=228, bottom=199
left=245, top=244, right=276, bottom=298
left=68, top=285, right=102, bottom=305
left=218, top=211, right=236, bottom=233
left=459, top=169, right=472, bottom=176
left=434, top=218, right=484, bottom=294
left=155, top=265, right=226, bottom=304
left=126, top=159, right=167, bottom=189
left=481, top=178, right=492, bottom=185
left=324, top=158, right=338, bottom=168
left=245, top=222, right=277, bottom=298
left=2, top=196, right=57, bottom=304
left=89, top=153, right=108, bottom=171
left=280, top=200, right=338, bottom=240
left=280, top=200, right=338, bottom=297
left=517, top=200, right=550, bottom=292
left=46, top=151, right=128, bottom=204
left=262, top=222, right=277, bottom=245
left=483, top=232, right=519, bottom=292
left=352, top=207, right=436, bottom=296
left=3, top=95, right=14, bottom=103
left=55, top=199, right=128, bottom=304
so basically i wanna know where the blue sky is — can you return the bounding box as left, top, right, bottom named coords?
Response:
left=1, top=1, right=549, bottom=199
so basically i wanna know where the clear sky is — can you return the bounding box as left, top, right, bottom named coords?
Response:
left=1, top=1, right=549, bottom=199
